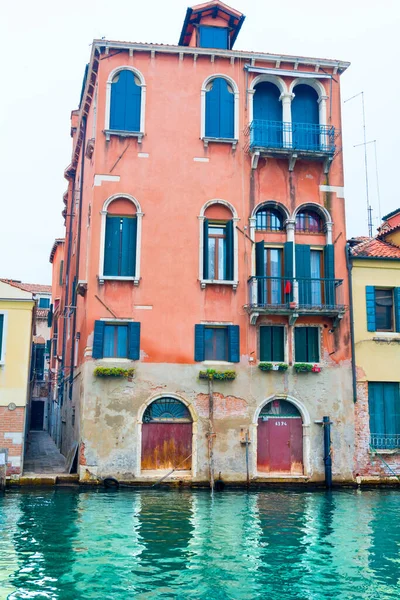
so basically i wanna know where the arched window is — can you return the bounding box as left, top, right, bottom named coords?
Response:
left=291, top=84, right=319, bottom=150
left=110, top=70, right=142, bottom=132
left=255, top=207, right=284, bottom=231
left=295, top=210, right=323, bottom=233
left=205, top=77, right=234, bottom=139
left=253, top=82, right=282, bottom=148
left=141, top=397, right=192, bottom=471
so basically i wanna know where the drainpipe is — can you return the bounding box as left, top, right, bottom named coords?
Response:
left=69, top=116, right=87, bottom=400
left=323, top=416, right=332, bottom=489
left=345, top=243, right=357, bottom=403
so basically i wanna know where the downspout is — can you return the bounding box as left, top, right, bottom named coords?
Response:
left=61, top=176, right=75, bottom=409
left=345, top=243, right=357, bottom=403
left=69, top=115, right=87, bottom=399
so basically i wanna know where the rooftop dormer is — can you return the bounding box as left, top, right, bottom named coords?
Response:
left=178, top=0, right=245, bottom=50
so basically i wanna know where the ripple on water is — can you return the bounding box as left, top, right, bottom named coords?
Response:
left=1, top=488, right=400, bottom=599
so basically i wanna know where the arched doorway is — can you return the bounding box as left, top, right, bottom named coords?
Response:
left=141, top=397, right=192, bottom=471
left=257, top=399, right=303, bottom=474
left=253, top=82, right=282, bottom=148
left=291, top=84, right=319, bottom=151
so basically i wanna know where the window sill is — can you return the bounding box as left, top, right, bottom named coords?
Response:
left=200, top=279, right=238, bottom=290
left=202, top=137, right=238, bottom=149
left=104, top=129, right=143, bottom=143
left=202, top=360, right=234, bottom=367
left=369, top=448, right=400, bottom=455
left=99, top=276, right=140, bottom=286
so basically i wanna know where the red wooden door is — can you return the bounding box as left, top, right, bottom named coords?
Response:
left=141, top=423, right=192, bottom=470
left=257, top=417, right=303, bottom=474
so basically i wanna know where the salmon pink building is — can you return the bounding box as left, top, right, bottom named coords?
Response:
left=51, top=0, right=354, bottom=484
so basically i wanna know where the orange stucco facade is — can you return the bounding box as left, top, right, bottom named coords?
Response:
left=51, top=0, right=354, bottom=484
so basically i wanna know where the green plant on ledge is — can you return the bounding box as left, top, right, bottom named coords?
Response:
left=199, top=369, right=236, bottom=381
left=94, top=367, right=135, bottom=378
left=258, top=362, right=289, bottom=372
left=294, top=363, right=321, bottom=373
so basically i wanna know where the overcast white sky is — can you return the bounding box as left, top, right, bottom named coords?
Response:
left=1, top=0, right=399, bottom=284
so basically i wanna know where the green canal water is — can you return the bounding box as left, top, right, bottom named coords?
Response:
left=0, top=488, right=400, bottom=599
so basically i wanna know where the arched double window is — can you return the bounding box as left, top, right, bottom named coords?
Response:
left=205, top=77, right=234, bottom=139
left=295, top=209, right=323, bottom=233
left=105, top=67, right=145, bottom=137
left=99, top=194, right=143, bottom=283
left=255, top=206, right=285, bottom=231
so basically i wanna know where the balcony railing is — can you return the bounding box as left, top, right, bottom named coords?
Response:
left=370, top=434, right=400, bottom=450
left=248, top=276, right=344, bottom=311
left=249, top=120, right=336, bottom=154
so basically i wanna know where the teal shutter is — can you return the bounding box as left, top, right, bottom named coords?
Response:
left=128, top=322, right=140, bottom=360
left=384, top=383, right=399, bottom=439
left=284, top=242, right=294, bottom=301
left=225, top=220, right=234, bottom=281
left=324, top=244, right=335, bottom=306
left=205, top=81, right=220, bottom=138
left=369, top=382, right=385, bottom=440
left=47, top=304, right=53, bottom=327
left=228, top=325, right=240, bottom=362
left=294, top=327, right=307, bottom=362
left=366, top=286, right=376, bottom=332
left=120, top=217, right=136, bottom=277
left=272, top=326, right=284, bottom=362
left=110, top=70, right=141, bottom=132
left=220, top=80, right=234, bottom=139
left=296, top=244, right=311, bottom=305
left=255, top=241, right=266, bottom=305
left=203, top=219, right=209, bottom=279
left=0, top=314, right=3, bottom=359
left=92, top=320, right=105, bottom=359
left=104, top=216, right=120, bottom=276
left=260, top=326, right=271, bottom=361
left=394, top=288, right=400, bottom=333
left=308, top=327, right=320, bottom=362
left=194, top=324, right=205, bottom=361
left=205, top=78, right=234, bottom=139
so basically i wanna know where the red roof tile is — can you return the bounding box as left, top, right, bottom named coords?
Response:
left=0, top=280, right=52, bottom=294
left=350, top=237, right=400, bottom=259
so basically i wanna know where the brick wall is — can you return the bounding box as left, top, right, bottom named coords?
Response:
left=0, top=406, right=25, bottom=476
left=354, top=382, right=400, bottom=480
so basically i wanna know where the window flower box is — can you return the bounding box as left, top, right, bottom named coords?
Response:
left=293, top=363, right=321, bottom=373
left=199, top=369, right=236, bottom=381
left=94, top=367, right=135, bottom=379
left=258, top=362, right=289, bottom=372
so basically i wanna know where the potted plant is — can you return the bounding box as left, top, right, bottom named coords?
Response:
left=94, top=367, right=135, bottom=379
left=199, top=369, right=236, bottom=381
left=293, top=363, right=321, bottom=373
left=258, top=362, right=288, bottom=372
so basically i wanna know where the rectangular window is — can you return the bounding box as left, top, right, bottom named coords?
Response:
left=260, top=326, right=284, bottom=362
left=59, top=260, right=64, bottom=286
left=205, top=327, right=229, bottom=361
left=375, top=289, right=393, bottom=331
left=35, top=344, right=45, bottom=380
left=294, top=327, right=319, bottom=362
left=310, top=249, right=323, bottom=306
left=103, top=324, right=129, bottom=358
left=208, top=224, right=226, bottom=280
left=104, top=216, right=137, bottom=277
left=369, top=382, right=400, bottom=449
left=199, top=26, right=229, bottom=49
left=38, top=297, right=50, bottom=309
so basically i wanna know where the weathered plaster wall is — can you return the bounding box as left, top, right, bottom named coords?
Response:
left=78, top=359, right=354, bottom=483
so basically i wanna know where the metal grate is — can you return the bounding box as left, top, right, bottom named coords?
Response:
left=143, top=398, right=192, bottom=423
left=370, top=435, right=400, bottom=450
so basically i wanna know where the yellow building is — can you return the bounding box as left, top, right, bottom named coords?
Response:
left=0, top=280, right=34, bottom=478
left=349, top=208, right=400, bottom=482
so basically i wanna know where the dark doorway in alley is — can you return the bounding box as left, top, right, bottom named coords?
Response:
left=141, top=397, right=192, bottom=470
left=257, top=399, right=303, bottom=474
left=30, top=401, right=44, bottom=431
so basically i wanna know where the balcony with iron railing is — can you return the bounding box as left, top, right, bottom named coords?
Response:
left=247, top=276, right=345, bottom=325
left=247, top=120, right=336, bottom=171
left=370, top=434, right=400, bottom=451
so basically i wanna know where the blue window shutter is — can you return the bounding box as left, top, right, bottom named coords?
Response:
left=324, top=244, right=335, bottom=306
left=225, top=220, right=234, bottom=281
left=203, top=219, right=209, bottom=279
left=394, top=288, right=400, bottom=333
left=0, top=314, right=3, bottom=359
left=291, top=84, right=319, bottom=149
left=255, top=241, right=266, bottom=305
left=272, top=326, right=284, bottom=362
left=384, top=383, right=400, bottom=438
left=220, top=80, right=234, bottom=139
left=308, top=327, right=319, bottom=362
left=205, top=80, right=220, bottom=138
left=104, top=216, right=120, bottom=276
left=260, top=326, right=271, bottom=361
left=120, top=217, right=137, bottom=277
left=228, top=325, right=240, bottom=362
left=124, top=71, right=141, bottom=132
left=199, top=26, right=228, bottom=49
left=294, top=327, right=307, bottom=362
left=366, top=286, right=376, bottom=332
left=253, top=82, right=282, bottom=148
left=128, top=322, right=140, bottom=360
left=92, top=321, right=105, bottom=359
left=110, top=70, right=141, bottom=132
left=369, top=382, right=385, bottom=438
left=194, top=324, right=205, bottom=361
left=296, top=245, right=311, bottom=305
